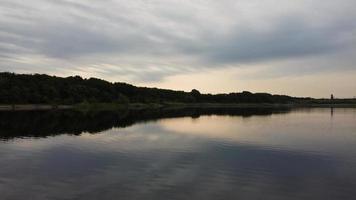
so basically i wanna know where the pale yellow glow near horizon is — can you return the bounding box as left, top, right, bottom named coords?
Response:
left=158, top=111, right=356, bottom=153
left=141, top=67, right=356, bottom=98
left=14, top=60, right=355, bottom=99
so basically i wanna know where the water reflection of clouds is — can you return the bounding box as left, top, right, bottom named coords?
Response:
left=158, top=111, right=356, bottom=155
left=3, top=108, right=356, bottom=156
left=1, top=108, right=356, bottom=199
left=0, top=133, right=350, bottom=200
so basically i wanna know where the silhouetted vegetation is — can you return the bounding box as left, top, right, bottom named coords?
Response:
left=1, top=72, right=355, bottom=105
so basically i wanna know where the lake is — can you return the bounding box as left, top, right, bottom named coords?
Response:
left=0, top=107, right=356, bottom=200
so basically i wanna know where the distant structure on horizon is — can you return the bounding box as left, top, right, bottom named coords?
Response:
left=331, top=94, right=334, bottom=100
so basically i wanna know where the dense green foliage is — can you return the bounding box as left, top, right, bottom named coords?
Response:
left=0, top=72, right=354, bottom=105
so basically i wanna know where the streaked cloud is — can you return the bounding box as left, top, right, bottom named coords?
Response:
left=0, top=0, right=355, bottom=97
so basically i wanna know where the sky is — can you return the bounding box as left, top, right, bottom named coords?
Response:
left=0, top=0, right=355, bottom=98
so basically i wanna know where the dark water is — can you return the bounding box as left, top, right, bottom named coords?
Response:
left=0, top=107, right=356, bottom=200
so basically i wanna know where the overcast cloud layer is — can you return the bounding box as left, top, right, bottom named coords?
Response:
left=0, top=0, right=355, bottom=96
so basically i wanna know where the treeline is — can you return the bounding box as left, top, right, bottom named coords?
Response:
left=0, top=72, right=346, bottom=105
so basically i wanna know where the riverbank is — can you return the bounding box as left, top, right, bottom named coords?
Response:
left=1, top=102, right=356, bottom=111
left=0, top=104, right=73, bottom=111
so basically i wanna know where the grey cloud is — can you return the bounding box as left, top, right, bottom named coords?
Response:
left=206, top=19, right=350, bottom=64
left=0, top=0, right=355, bottom=82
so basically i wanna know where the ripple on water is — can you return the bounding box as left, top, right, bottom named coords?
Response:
left=1, top=108, right=356, bottom=200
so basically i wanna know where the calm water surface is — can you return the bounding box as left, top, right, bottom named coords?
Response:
left=0, top=108, right=356, bottom=200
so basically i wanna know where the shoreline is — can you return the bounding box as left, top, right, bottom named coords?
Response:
left=0, top=105, right=73, bottom=111
left=1, top=103, right=356, bottom=111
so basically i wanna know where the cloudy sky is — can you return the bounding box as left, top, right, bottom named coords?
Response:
left=0, top=0, right=355, bottom=97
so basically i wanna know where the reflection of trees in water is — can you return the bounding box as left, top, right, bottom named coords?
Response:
left=331, top=107, right=334, bottom=117
left=0, top=107, right=291, bottom=140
